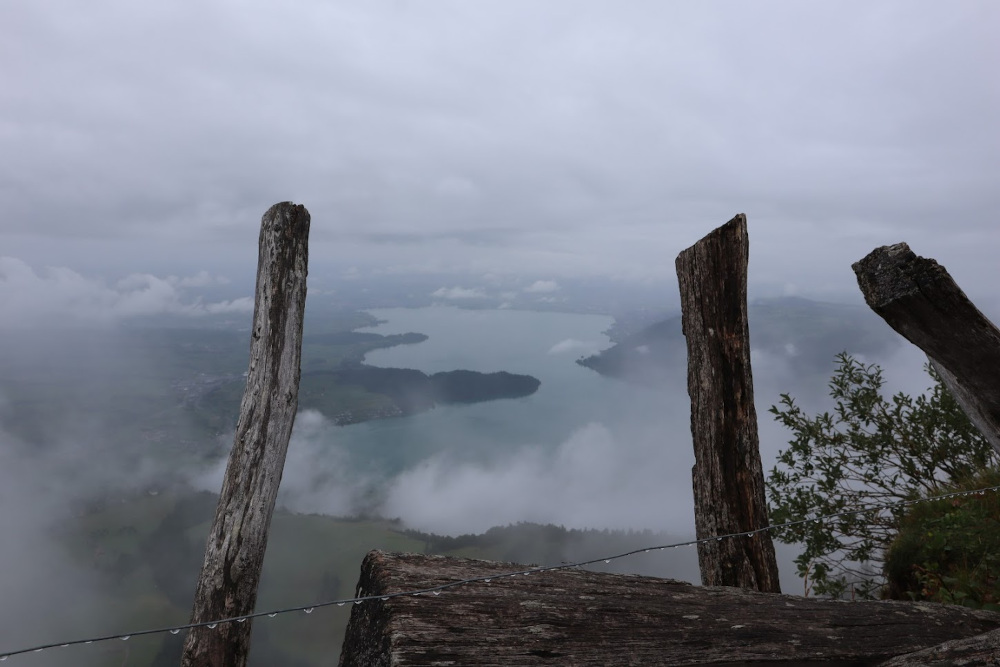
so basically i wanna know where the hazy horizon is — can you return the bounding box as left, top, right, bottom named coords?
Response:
left=3, top=1, right=998, bottom=311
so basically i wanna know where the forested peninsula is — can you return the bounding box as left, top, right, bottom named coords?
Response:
left=306, top=366, right=541, bottom=425
left=185, top=316, right=540, bottom=429
left=300, top=321, right=541, bottom=424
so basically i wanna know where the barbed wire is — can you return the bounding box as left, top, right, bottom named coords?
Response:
left=2, top=483, right=998, bottom=661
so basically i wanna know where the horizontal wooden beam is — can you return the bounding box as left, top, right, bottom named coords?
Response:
left=881, top=627, right=1000, bottom=665
left=339, top=551, right=1000, bottom=665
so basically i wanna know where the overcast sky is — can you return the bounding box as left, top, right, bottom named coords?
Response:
left=3, top=1, right=998, bottom=315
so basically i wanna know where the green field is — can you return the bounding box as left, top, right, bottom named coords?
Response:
left=58, top=490, right=425, bottom=665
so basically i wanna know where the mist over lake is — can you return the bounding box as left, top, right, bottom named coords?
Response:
left=0, top=297, right=939, bottom=662
left=258, top=301, right=926, bottom=551
left=264, top=306, right=700, bottom=537
left=358, top=307, right=662, bottom=470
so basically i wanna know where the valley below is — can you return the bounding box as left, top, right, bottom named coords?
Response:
left=0, top=298, right=913, bottom=665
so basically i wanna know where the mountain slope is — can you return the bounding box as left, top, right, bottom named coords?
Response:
left=578, top=296, right=901, bottom=385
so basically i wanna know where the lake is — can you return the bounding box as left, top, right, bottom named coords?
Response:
left=278, top=305, right=701, bottom=538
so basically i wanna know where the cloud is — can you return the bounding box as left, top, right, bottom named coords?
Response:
left=433, top=175, right=479, bottom=198
left=524, top=280, right=561, bottom=293
left=0, top=412, right=175, bottom=659
left=0, top=441, right=96, bottom=656
left=0, top=256, right=251, bottom=328
left=171, top=270, right=232, bottom=288
left=0, top=0, right=1000, bottom=298
left=380, top=422, right=693, bottom=535
left=193, top=410, right=371, bottom=517
left=1, top=2, right=997, bottom=297
left=547, top=338, right=600, bottom=355
left=430, top=286, right=488, bottom=300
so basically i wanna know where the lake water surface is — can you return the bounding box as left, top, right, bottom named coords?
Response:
left=355, top=307, right=634, bottom=470
left=281, top=306, right=700, bottom=538
left=269, top=306, right=837, bottom=593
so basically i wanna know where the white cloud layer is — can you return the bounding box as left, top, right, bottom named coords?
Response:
left=381, top=422, right=692, bottom=535
left=193, top=409, right=695, bottom=538
left=547, top=338, right=599, bottom=355
left=524, top=280, right=561, bottom=293
left=1, top=1, right=996, bottom=296
left=431, top=286, right=488, bottom=300
left=194, top=410, right=372, bottom=517
left=0, top=256, right=251, bottom=327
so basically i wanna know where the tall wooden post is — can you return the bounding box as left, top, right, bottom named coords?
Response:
left=181, top=202, right=310, bottom=667
left=853, top=242, right=1000, bottom=455
left=675, top=214, right=781, bottom=592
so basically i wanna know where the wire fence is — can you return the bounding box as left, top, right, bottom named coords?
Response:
left=3, top=483, right=999, bottom=661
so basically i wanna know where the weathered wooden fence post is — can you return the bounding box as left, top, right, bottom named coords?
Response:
left=675, top=214, right=781, bottom=592
left=181, top=202, right=310, bottom=667
left=853, top=242, right=1000, bottom=455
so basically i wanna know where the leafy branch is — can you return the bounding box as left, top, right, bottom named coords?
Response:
left=766, top=352, right=996, bottom=598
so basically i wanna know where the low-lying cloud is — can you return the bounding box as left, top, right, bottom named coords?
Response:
left=547, top=338, right=601, bottom=356
left=0, top=256, right=251, bottom=328
left=524, top=280, right=560, bottom=294
left=194, top=410, right=373, bottom=518
left=193, top=408, right=696, bottom=539
left=0, top=415, right=171, bottom=664
left=381, top=421, right=694, bottom=536
left=430, top=286, right=488, bottom=300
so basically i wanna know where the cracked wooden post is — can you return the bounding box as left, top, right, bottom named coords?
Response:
left=853, top=242, right=1000, bottom=455
left=181, top=202, right=310, bottom=667
left=675, top=214, right=781, bottom=592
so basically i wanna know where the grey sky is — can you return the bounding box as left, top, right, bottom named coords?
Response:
left=2, top=1, right=998, bottom=311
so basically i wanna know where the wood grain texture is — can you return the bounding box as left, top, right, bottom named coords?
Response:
left=182, top=202, right=310, bottom=667
left=675, top=214, right=781, bottom=592
left=879, top=626, right=1000, bottom=665
left=339, top=551, right=1000, bottom=666
left=852, top=242, right=1000, bottom=455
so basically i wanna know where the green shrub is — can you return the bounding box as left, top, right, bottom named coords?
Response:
left=766, top=352, right=996, bottom=598
left=884, top=467, right=1000, bottom=609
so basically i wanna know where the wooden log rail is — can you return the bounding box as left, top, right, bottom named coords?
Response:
left=338, top=551, right=1000, bottom=666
